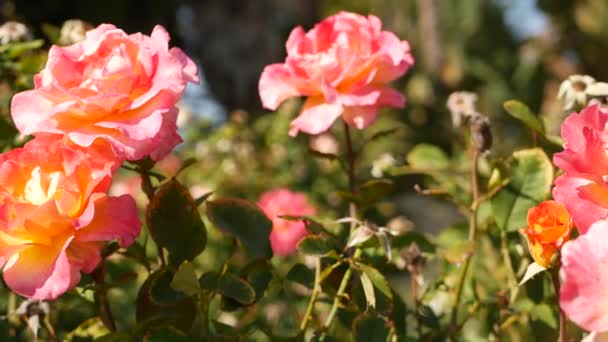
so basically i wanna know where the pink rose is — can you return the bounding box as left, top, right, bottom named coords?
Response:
left=560, top=220, right=608, bottom=334
left=0, top=135, right=140, bottom=299
left=259, top=11, right=414, bottom=136
left=258, top=189, right=317, bottom=256
left=553, top=105, right=608, bottom=234
left=11, top=24, right=199, bottom=161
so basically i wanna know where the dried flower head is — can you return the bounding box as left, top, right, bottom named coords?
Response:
left=0, top=21, right=30, bottom=45
left=446, top=91, right=478, bottom=127
left=469, top=114, right=492, bottom=153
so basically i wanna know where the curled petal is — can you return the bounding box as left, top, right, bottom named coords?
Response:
left=3, top=235, right=79, bottom=300
left=259, top=64, right=304, bottom=110
left=289, top=96, right=343, bottom=136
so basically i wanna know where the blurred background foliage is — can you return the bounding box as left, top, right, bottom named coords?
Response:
left=0, top=0, right=603, bottom=341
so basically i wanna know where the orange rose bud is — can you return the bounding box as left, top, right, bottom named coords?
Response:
left=521, top=200, right=574, bottom=268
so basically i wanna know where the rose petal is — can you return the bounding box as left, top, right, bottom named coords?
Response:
left=561, top=220, right=608, bottom=332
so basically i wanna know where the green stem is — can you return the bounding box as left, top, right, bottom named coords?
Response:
left=320, top=122, right=361, bottom=340
left=322, top=248, right=362, bottom=335
left=300, top=257, right=322, bottom=331
left=501, top=229, right=519, bottom=305
left=449, top=149, right=480, bottom=336
left=550, top=268, right=566, bottom=342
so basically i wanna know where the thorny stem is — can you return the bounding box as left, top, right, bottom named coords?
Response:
left=320, top=122, right=361, bottom=340
left=300, top=257, right=322, bottom=331
left=551, top=268, right=566, bottom=342
left=92, top=261, right=117, bottom=332
left=449, top=149, right=480, bottom=336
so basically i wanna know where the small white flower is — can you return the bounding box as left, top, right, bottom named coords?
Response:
left=557, top=74, right=596, bottom=111
left=446, top=91, right=478, bottom=127
left=59, top=19, right=92, bottom=45
left=371, top=153, right=396, bottom=178
left=0, top=21, right=31, bottom=45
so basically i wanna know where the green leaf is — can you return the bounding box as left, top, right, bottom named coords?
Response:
left=359, top=179, right=394, bottom=208
left=359, top=272, right=376, bottom=308
left=286, top=263, right=315, bottom=288
left=491, top=148, right=553, bottom=231
left=194, top=191, right=214, bottom=206
left=240, top=260, right=273, bottom=302
left=170, top=261, right=200, bottom=296
left=136, top=269, right=196, bottom=332
left=308, top=149, right=339, bottom=161
left=503, top=100, right=545, bottom=134
left=218, top=273, right=256, bottom=305
left=199, top=271, right=220, bottom=291
left=0, top=39, right=44, bottom=57
left=353, top=312, right=391, bottom=342
left=356, top=264, right=393, bottom=301
left=407, top=144, right=449, bottom=171
left=530, top=303, right=558, bottom=329
left=418, top=305, right=440, bottom=329
left=365, top=127, right=401, bottom=144
left=206, top=198, right=273, bottom=259
left=297, top=235, right=334, bottom=256
left=519, top=262, right=546, bottom=286
left=144, top=327, right=190, bottom=342
left=147, top=179, right=206, bottom=265
left=278, top=215, right=336, bottom=236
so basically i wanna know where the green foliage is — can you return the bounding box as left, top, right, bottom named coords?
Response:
left=491, top=148, right=553, bottom=231
left=352, top=312, right=391, bottom=342
left=297, top=235, right=335, bottom=256
left=147, top=179, right=207, bottom=265
left=503, top=100, right=545, bottom=134
left=136, top=269, right=197, bottom=334
left=205, top=197, right=273, bottom=259
left=406, top=144, right=450, bottom=171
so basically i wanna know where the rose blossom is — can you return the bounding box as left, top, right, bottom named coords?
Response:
left=258, top=189, right=317, bottom=256
left=259, top=11, right=414, bottom=136
left=0, top=135, right=140, bottom=299
left=560, top=220, right=608, bottom=335
left=553, top=105, right=608, bottom=233
left=520, top=200, right=573, bottom=267
left=11, top=24, right=199, bottom=161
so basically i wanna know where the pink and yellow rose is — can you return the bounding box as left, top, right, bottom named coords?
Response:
left=560, top=220, right=608, bottom=336
left=0, top=135, right=140, bottom=299
left=258, top=189, right=317, bottom=256
left=553, top=105, right=608, bottom=234
left=259, top=11, right=413, bottom=136
left=11, top=24, right=199, bottom=161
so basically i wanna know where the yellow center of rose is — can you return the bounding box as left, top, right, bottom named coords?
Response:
left=23, top=167, right=62, bottom=205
